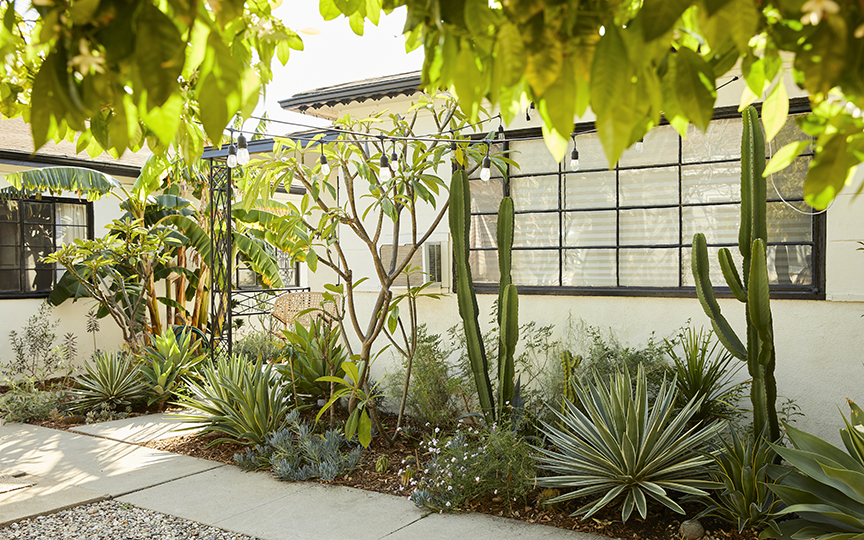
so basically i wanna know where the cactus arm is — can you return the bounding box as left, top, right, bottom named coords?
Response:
left=747, top=239, right=773, bottom=344
left=719, top=248, right=747, bottom=303
left=496, top=196, right=517, bottom=415
left=498, top=283, right=518, bottom=416
left=740, top=106, right=767, bottom=280
left=692, top=233, right=747, bottom=360
left=449, top=169, right=495, bottom=422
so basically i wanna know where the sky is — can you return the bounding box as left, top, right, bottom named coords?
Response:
left=251, top=4, right=424, bottom=134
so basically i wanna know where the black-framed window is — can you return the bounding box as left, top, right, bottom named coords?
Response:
left=236, top=249, right=301, bottom=289
left=466, top=107, right=824, bottom=298
left=0, top=198, right=93, bottom=297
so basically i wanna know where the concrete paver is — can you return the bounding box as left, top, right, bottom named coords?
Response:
left=0, top=415, right=609, bottom=539
left=69, top=410, right=202, bottom=443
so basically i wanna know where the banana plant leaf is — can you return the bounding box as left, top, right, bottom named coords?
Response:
left=2, top=166, right=121, bottom=200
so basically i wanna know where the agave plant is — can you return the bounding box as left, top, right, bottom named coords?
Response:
left=70, top=352, right=148, bottom=412
left=764, top=401, right=864, bottom=540
left=137, top=327, right=207, bottom=406
left=535, top=365, right=722, bottom=522
left=696, top=427, right=784, bottom=532
left=665, top=326, right=746, bottom=425
left=175, top=355, right=292, bottom=446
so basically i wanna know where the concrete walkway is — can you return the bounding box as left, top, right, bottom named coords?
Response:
left=0, top=415, right=606, bottom=540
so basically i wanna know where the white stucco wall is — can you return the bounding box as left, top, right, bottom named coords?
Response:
left=292, top=65, right=864, bottom=445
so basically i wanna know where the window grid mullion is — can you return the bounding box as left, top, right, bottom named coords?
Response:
left=678, top=133, right=684, bottom=288
left=615, top=162, right=620, bottom=287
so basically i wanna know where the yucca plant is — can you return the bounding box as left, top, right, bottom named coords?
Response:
left=764, top=401, right=864, bottom=540
left=665, top=326, right=746, bottom=425
left=70, top=352, right=148, bottom=412
left=535, top=365, right=723, bottom=522
left=696, top=427, right=784, bottom=532
left=137, top=328, right=207, bottom=406
left=175, top=355, right=292, bottom=446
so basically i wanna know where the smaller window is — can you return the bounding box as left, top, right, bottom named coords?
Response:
left=235, top=249, right=300, bottom=289
left=0, top=198, right=92, bottom=297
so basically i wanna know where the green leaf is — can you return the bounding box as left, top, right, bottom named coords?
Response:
left=591, top=26, right=632, bottom=166
left=674, top=47, right=716, bottom=132
left=762, top=79, right=788, bottom=143
left=496, top=23, right=525, bottom=87
left=764, top=140, right=810, bottom=177
left=134, top=4, right=184, bottom=108
left=538, top=57, right=577, bottom=163
left=358, top=409, right=372, bottom=448
left=306, top=248, right=318, bottom=272
left=345, top=409, right=359, bottom=441
left=68, top=0, right=101, bottom=25
left=640, top=0, right=693, bottom=41
left=453, top=44, right=484, bottom=120
left=805, top=132, right=859, bottom=210
left=525, top=26, right=563, bottom=97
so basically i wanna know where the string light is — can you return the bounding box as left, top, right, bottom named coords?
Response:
left=569, top=134, right=580, bottom=171
left=480, top=143, right=492, bottom=181
left=379, top=137, right=392, bottom=181
left=227, top=143, right=238, bottom=168
left=319, top=153, right=330, bottom=176
left=635, top=138, right=644, bottom=153
left=236, top=134, right=250, bottom=166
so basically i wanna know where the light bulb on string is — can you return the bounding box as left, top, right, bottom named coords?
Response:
left=379, top=152, right=391, bottom=181
left=480, top=143, right=492, bottom=181
left=569, top=134, right=579, bottom=171
left=319, top=153, right=330, bottom=176
left=390, top=141, right=399, bottom=175
left=227, top=144, right=238, bottom=168
left=635, top=138, right=644, bottom=153
left=237, top=134, right=250, bottom=165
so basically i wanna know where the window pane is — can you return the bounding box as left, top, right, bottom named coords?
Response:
left=469, top=178, right=503, bottom=213
left=512, top=250, right=558, bottom=286
left=619, top=125, right=680, bottom=167
left=683, top=118, right=743, bottom=163
left=563, top=249, right=616, bottom=287
left=0, top=270, right=19, bottom=291
left=682, top=204, right=741, bottom=245
left=565, top=170, right=616, bottom=209
left=0, top=246, right=18, bottom=268
left=767, top=156, right=809, bottom=201
left=571, top=132, right=611, bottom=170
left=511, top=175, right=558, bottom=211
left=470, top=215, right=497, bottom=249
left=768, top=202, right=811, bottom=243
left=22, top=201, right=52, bottom=223
left=22, top=224, right=53, bottom=247
left=23, top=246, right=52, bottom=268
left=57, top=226, right=88, bottom=246
left=469, top=250, right=499, bottom=283
left=509, top=140, right=560, bottom=174
left=620, top=248, right=678, bottom=286
left=620, top=208, right=678, bottom=245
left=619, top=167, right=678, bottom=206
left=681, top=246, right=744, bottom=287
left=236, top=266, right=258, bottom=288
left=564, top=211, right=616, bottom=247
left=0, top=201, right=18, bottom=221
left=769, top=114, right=814, bottom=155
left=23, top=269, right=53, bottom=291
left=682, top=163, right=741, bottom=204
left=467, top=143, right=504, bottom=179
left=768, top=245, right=812, bottom=286
left=0, top=222, right=19, bottom=244
left=514, top=213, right=559, bottom=248
left=57, top=203, right=87, bottom=227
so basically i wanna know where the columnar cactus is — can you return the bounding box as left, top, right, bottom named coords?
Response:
left=692, top=106, right=779, bottom=442
left=449, top=169, right=519, bottom=424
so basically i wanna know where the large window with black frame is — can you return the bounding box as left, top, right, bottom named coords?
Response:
left=0, top=198, right=92, bottom=297
left=466, top=108, right=823, bottom=298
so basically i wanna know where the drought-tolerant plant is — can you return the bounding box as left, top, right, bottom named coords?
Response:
left=234, top=330, right=283, bottom=364
left=387, top=325, right=470, bottom=427
left=235, top=410, right=362, bottom=482
left=409, top=422, right=534, bottom=512
left=176, top=355, right=292, bottom=446
left=316, top=361, right=385, bottom=448
left=574, top=325, right=668, bottom=387
left=665, top=326, right=746, bottom=425
left=3, top=302, right=73, bottom=380
left=535, top=366, right=722, bottom=522
left=277, top=319, right=347, bottom=403
left=70, top=352, right=148, bottom=413
left=137, top=328, right=207, bottom=407
left=692, top=106, right=781, bottom=443
left=0, top=379, right=70, bottom=422
left=764, top=401, right=864, bottom=539
left=696, top=427, right=783, bottom=532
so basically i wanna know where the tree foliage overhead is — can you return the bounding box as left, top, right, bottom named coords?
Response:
left=0, top=0, right=301, bottom=161
left=330, top=0, right=864, bottom=209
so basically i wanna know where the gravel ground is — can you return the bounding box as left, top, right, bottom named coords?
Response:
left=0, top=500, right=260, bottom=539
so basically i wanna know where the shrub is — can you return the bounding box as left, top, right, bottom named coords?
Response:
left=176, top=355, right=292, bottom=446
left=696, top=427, right=782, bottom=532
left=388, top=325, right=470, bottom=426
left=137, top=328, right=206, bottom=406
left=409, top=422, right=534, bottom=512
left=665, top=325, right=746, bottom=425
left=277, top=319, right=347, bottom=402
left=235, top=410, right=362, bottom=481
left=535, top=366, right=722, bottom=522
left=70, top=352, right=147, bottom=413
left=234, top=330, right=283, bottom=364
left=3, top=302, right=74, bottom=380
left=0, top=379, right=69, bottom=422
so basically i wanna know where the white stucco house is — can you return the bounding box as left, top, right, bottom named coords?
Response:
left=273, top=69, right=864, bottom=444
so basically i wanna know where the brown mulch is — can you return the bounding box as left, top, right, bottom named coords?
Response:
left=144, top=427, right=758, bottom=540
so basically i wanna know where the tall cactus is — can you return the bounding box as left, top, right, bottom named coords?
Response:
left=692, top=106, right=779, bottom=443
left=450, top=169, right=519, bottom=424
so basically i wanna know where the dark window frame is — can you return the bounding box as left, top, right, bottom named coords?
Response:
left=463, top=99, right=826, bottom=300
left=0, top=196, right=95, bottom=299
